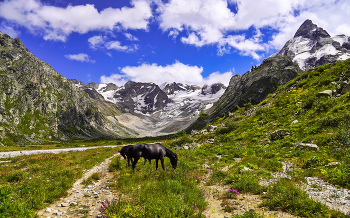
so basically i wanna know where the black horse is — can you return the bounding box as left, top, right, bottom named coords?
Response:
left=120, top=145, right=133, bottom=166
left=120, top=145, right=152, bottom=166
left=132, top=143, right=178, bottom=170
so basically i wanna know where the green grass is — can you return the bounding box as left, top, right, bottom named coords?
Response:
left=260, top=179, right=337, bottom=217
left=0, top=147, right=117, bottom=218
left=102, top=150, right=208, bottom=217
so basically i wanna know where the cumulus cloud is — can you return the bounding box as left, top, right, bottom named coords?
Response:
left=100, top=61, right=233, bottom=86
left=156, top=0, right=350, bottom=59
left=65, top=53, right=95, bottom=63
left=88, top=35, right=139, bottom=53
left=0, top=0, right=152, bottom=41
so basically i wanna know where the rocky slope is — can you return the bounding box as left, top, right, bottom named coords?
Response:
left=276, top=19, right=350, bottom=71
left=0, top=31, right=136, bottom=146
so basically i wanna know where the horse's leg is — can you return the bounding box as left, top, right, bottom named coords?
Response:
left=132, top=156, right=140, bottom=171
left=156, top=159, right=159, bottom=170
left=148, top=159, right=151, bottom=164
left=160, top=157, right=165, bottom=170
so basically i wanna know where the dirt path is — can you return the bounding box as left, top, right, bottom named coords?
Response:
left=0, top=145, right=120, bottom=159
left=37, top=154, right=119, bottom=218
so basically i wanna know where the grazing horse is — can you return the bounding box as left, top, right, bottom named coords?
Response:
left=120, top=145, right=151, bottom=166
left=120, top=145, right=133, bottom=166
left=132, top=143, right=178, bottom=170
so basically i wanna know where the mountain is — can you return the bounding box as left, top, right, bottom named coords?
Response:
left=0, top=31, right=136, bottom=145
left=72, top=80, right=226, bottom=136
left=276, top=19, right=350, bottom=71
left=188, top=19, right=350, bottom=131
left=189, top=55, right=302, bottom=129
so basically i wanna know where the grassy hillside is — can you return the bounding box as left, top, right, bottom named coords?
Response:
left=160, top=59, right=350, bottom=217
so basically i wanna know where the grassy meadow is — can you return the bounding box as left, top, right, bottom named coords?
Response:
left=1, top=59, right=350, bottom=217
left=0, top=147, right=117, bottom=218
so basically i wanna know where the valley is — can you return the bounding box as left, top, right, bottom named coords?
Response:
left=1, top=18, right=350, bottom=218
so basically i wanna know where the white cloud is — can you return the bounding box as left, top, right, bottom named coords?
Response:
left=88, top=35, right=106, bottom=49
left=100, top=60, right=233, bottom=86
left=0, top=0, right=152, bottom=41
left=88, top=35, right=139, bottom=53
left=156, top=0, right=350, bottom=58
left=105, top=41, right=129, bottom=51
left=124, top=33, right=139, bottom=41
left=65, top=53, right=95, bottom=63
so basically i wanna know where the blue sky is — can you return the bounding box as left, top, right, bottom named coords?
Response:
left=0, top=0, right=350, bottom=87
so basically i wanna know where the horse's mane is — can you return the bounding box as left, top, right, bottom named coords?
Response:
left=162, top=144, right=177, bottom=157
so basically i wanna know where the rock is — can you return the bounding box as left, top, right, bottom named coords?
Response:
left=191, top=130, right=199, bottom=135
left=292, top=120, right=298, bottom=124
left=316, top=90, right=333, bottom=98
left=325, top=162, right=341, bottom=167
left=183, top=146, right=189, bottom=150
left=207, top=125, right=217, bottom=132
left=270, top=129, right=290, bottom=141
left=45, top=208, right=52, bottom=213
left=70, top=202, right=78, bottom=206
left=295, top=143, right=319, bottom=151
left=200, top=129, right=208, bottom=134
left=61, top=203, right=69, bottom=207
left=239, top=166, right=251, bottom=173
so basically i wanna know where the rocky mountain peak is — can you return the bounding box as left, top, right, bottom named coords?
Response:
left=277, top=19, right=350, bottom=71
left=294, top=19, right=330, bottom=40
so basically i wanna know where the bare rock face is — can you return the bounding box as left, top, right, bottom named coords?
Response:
left=0, top=31, right=134, bottom=145
left=114, top=81, right=171, bottom=114
left=207, top=55, right=302, bottom=120
left=277, top=19, right=350, bottom=71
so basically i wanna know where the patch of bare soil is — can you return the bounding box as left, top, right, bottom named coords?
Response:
left=37, top=154, right=119, bottom=218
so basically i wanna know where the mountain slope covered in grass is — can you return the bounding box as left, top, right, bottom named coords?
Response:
left=164, top=59, right=350, bottom=217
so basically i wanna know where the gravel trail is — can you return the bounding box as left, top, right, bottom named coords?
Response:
left=0, top=145, right=121, bottom=159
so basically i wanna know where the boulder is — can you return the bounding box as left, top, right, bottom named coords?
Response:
left=207, top=125, right=217, bottom=132
left=191, top=130, right=199, bottom=135
left=200, top=129, right=208, bottom=134
left=295, top=143, right=319, bottom=151
left=270, top=129, right=290, bottom=141
left=316, top=90, right=333, bottom=98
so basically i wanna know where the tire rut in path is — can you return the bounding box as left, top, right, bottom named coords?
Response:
left=37, top=153, right=120, bottom=218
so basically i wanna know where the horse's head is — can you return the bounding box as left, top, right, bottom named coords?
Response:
left=170, top=153, right=178, bottom=169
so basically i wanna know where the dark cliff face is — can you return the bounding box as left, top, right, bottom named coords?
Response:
left=114, top=81, right=171, bottom=114
left=212, top=56, right=301, bottom=116
left=0, top=32, right=134, bottom=145
left=188, top=55, right=302, bottom=130
left=294, top=19, right=330, bottom=40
